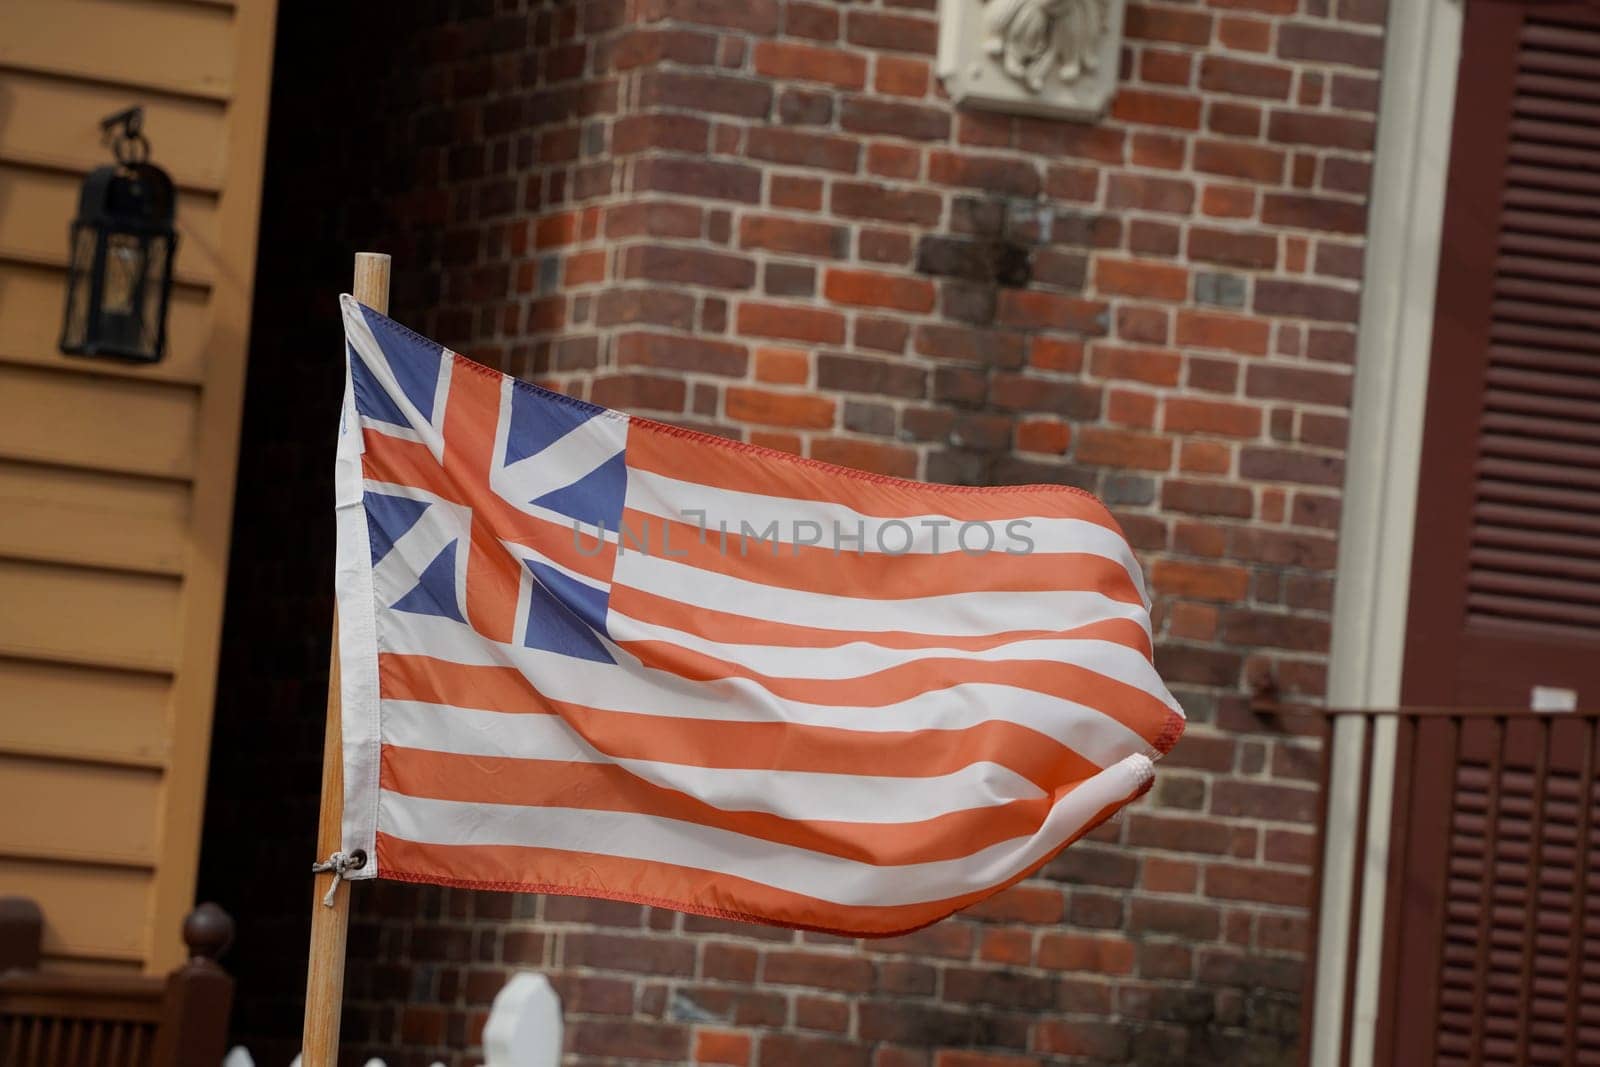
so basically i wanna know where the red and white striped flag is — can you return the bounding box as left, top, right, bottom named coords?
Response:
left=333, top=297, right=1184, bottom=934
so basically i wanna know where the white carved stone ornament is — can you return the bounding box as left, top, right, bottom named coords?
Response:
left=937, top=0, right=1124, bottom=120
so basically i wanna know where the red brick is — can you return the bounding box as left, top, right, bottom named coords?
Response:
left=808, top=439, right=916, bottom=478
left=590, top=373, right=688, bottom=412
left=1095, top=258, right=1189, bottom=302
left=1108, top=389, right=1157, bottom=428
left=1162, top=479, right=1254, bottom=518
left=640, top=69, right=772, bottom=118
left=1132, top=132, right=1186, bottom=170
left=928, top=151, right=1040, bottom=197
left=755, top=346, right=809, bottom=384
left=1219, top=14, right=1272, bottom=51
left=762, top=950, right=875, bottom=993
left=1202, top=184, right=1256, bottom=219
left=1176, top=309, right=1271, bottom=355
left=1144, top=856, right=1200, bottom=894
left=1199, top=55, right=1292, bottom=100
left=697, top=1029, right=753, bottom=1066
left=1139, top=48, right=1193, bottom=85
left=845, top=9, right=938, bottom=54
left=1211, top=780, right=1318, bottom=823
left=726, top=387, right=835, bottom=428
left=636, top=156, right=762, bottom=203
left=1128, top=812, right=1257, bottom=857
left=867, top=143, right=920, bottom=180
left=935, top=1052, right=1037, bottom=1067
left=616, top=332, right=748, bottom=377
left=1125, top=4, right=1214, bottom=46
left=1112, top=87, right=1203, bottom=129
left=771, top=175, right=823, bottom=211
left=1037, top=933, right=1136, bottom=974
left=737, top=302, right=846, bottom=344
left=1180, top=439, right=1232, bottom=474
left=876, top=56, right=930, bottom=97
left=841, top=98, right=950, bottom=141
left=1164, top=397, right=1262, bottom=438
left=1193, top=139, right=1285, bottom=183
left=831, top=181, right=942, bottom=226
left=750, top=431, right=802, bottom=454
left=1269, top=109, right=1376, bottom=151
left=739, top=215, right=847, bottom=258
left=1090, top=344, right=1182, bottom=386
left=753, top=40, right=867, bottom=89
left=1107, top=173, right=1196, bottom=215
left=962, top=883, right=1063, bottom=923
left=1206, top=864, right=1312, bottom=907
left=1029, top=336, right=1085, bottom=372
left=1262, top=193, right=1368, bottom=234
left=976, top=926, right=1033, bottom=966
left=1277, top=22, right=1384, bottom=68
left=1077, top=428, right=1172, bottom=471
left=989, top=374, right=1102, bottom=419
left=622, top=245, right=755, bottom=289
left=613, top=113, right=711, bottom=156
left=997, top=291, right=1108, bottom=334
left=1151, top=559, right=1249, bottom=600
left=824, top=268, right=935, bottom=313
left=565, top=933, right=694, bottom=975
left=761, top=1033, right=870, bottom=1067
left=1255, top=279, right=1361, bottom=323
left=1117, top=306, right=1170, bottom=344
left=784, top=1, right=839, bottom=40
left=1129, top=897, right=1223, bottom=940
left=746, top=128, right=861, bottom=174
left=1188, top=226, right=1278, bottom=270
left=1208, top=100, right=1262, bottom=137
left=563, top=249, right=607, bottom=287
left=641, top=0, right=778, bottom=34
left=1036, top=1021, right=1132, bottom=1061
left=1246, top=362, right=1353, bottom=405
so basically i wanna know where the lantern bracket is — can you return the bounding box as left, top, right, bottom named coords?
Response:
left=100, top=106, right=151, bottom=167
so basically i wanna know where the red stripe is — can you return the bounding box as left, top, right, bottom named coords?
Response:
left=615, top=509, right=1143, bottom=604
left=380, top=653, right=1112, bottom=786
left=375, top=774, right=1147, bottom=937
left=628, top=421, right=1125, bottom=528
left=384, top=745, right=1062, bottom=864
left=608, top=585, right=1153, bottom=657
left=612, top=640, right=1177, bottom=745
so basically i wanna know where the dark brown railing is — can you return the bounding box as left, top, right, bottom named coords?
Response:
left=0, top=900, right=235, bottom=1067
left=1302, top=707, right=1600, bottom=1067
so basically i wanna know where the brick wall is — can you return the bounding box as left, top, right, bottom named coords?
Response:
left=207, top=0, right=1389, bottom=1063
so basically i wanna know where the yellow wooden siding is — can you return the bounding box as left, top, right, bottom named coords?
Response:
left=0, top=0, right=277, bottom=973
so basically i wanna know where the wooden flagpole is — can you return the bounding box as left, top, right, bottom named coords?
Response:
left=302, top=251, right=390, bottom=1067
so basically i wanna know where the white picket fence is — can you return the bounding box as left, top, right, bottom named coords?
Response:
left=224, top=972, right=562, bottom=1067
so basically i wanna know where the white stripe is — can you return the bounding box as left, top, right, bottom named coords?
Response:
left=607, top=611, right=1172, bottom=706
left=378, top=614, right=1159, bottom=767
left=378, top=752, right=1152, bottom=907
left=383, top=701, right=1046, bottom=823
left=492, top=377, right=628, bottom=504
left=613, top=551, right=1151, bottom=641
left=625, top=468, right=1149, bottom=607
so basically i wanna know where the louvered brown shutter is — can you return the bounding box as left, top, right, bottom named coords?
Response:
left=1405, top=2, right=1600, bottom=709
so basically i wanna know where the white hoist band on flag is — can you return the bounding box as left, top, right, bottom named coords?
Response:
left=331, top=295, right=1184, bottom=935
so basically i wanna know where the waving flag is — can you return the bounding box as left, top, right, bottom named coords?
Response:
left=333, top=296, right=1183, bottom=934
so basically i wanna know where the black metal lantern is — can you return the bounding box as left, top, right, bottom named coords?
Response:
left=59, top=107, right=178, bottom=363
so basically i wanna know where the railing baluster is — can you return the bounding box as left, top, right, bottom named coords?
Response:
left=1513, top=715, right=1550, bottom=1067
left=1466, top=715, right=1505, bottom=1067
left=1563, top=717, right=1596, bottom=1065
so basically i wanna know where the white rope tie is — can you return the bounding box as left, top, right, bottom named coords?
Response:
left=310, top=850, right=366, bottom=907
